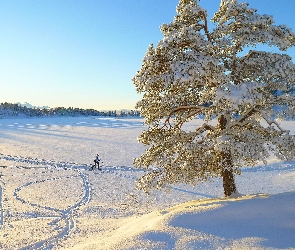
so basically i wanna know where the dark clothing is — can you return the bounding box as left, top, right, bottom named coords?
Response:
left=94, top=159, right=100, bottom=166
left=92, top=155, right=100, bottom=170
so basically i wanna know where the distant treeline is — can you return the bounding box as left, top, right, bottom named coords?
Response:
left=0, top=102, right=140, bottom=118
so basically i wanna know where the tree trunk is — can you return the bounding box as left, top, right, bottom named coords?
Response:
left=219, top=151, right=237, bottom=197
left=218, top=115, right=237, bottom=197
left=222, top=167, right=236, bottom=197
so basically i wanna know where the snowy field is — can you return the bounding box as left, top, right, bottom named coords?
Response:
left=0, top=116, right=294, bottom=249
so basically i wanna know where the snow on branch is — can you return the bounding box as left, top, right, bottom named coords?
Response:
left=163, top=105, right=208, bottom=127
left=234, top=106, right=290, bottom=134
left=257, top=109, right=290, bottom=134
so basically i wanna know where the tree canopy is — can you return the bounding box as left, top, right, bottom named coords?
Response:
left=132, top=0, right=295, bottom=196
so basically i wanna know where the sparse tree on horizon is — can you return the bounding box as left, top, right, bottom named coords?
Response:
left=132, top=0, right=295, bottom=196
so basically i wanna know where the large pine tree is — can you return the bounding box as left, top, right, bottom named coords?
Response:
left=132, top=0, right=295, bottom=196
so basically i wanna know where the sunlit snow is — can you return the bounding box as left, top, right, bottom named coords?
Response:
left=0, top=116, right=294, bottom=249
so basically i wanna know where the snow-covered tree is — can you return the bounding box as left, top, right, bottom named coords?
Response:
left=132, top=0, right=295, bottom=196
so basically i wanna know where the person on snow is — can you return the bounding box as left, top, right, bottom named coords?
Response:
left=92, top=154, right=100, bottom=170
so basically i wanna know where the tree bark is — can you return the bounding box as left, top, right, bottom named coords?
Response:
left=218, top=115, right=237, bottom=197
left=219, top=151, right=237, bottom=197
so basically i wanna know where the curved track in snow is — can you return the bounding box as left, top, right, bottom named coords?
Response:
left=0, top=153, right=148, bottom=249
left=14, top=170, right=90, bottom=250
left=16, top=169, right=90, bottom=250
left=0, top=154, right=91, bottom=249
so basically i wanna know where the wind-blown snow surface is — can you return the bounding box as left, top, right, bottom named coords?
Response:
left=0, top=116, right=294, bottom=249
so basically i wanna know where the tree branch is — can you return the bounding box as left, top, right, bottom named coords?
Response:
left=236, top=106, right=258, bottom=123
left=258, top=110, right=290, bottom=134
left=194, top=123, right=215, bottom=144
left=234, top=107, right=290, bottom=134
left=202, top=12, right=212, bottom=43
left=163, top=105, right=207, bottom=128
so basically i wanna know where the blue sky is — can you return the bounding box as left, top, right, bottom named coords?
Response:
left=1, top=0, right=295, bottom=110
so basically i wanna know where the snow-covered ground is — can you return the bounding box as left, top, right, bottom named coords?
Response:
left=0, top=116, right=294, bottom=249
